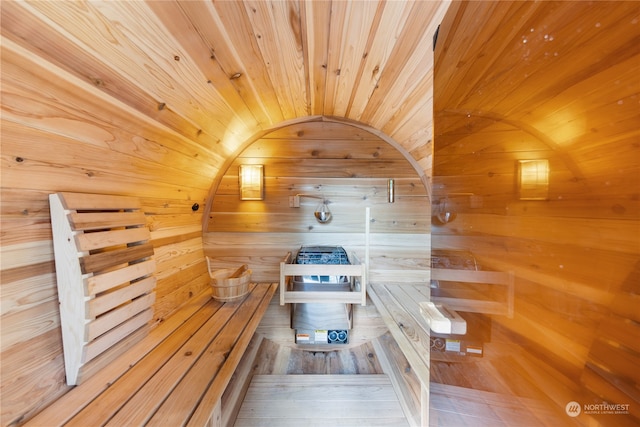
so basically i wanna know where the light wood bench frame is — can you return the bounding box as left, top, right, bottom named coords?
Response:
left=49, top=192, right=157, bottom=385
left=368, top=283, right=431, bottom=427
left=279, top=251, right=367, bottom=306
left=25, top=282, right=278, bottom=427
left=431, top=268, right=515, bottom=318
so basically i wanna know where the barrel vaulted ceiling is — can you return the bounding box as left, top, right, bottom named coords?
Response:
left=2, top=1, right=638, bottom=207
left=1, top=0, right=448, bottom=179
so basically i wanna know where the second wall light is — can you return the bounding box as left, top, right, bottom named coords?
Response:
left=239, top=164, right=264, bottom=200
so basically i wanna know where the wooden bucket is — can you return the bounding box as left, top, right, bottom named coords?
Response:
left=206, top=258, right=251, bottom=301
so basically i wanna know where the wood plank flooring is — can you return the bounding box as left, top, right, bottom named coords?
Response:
left=430, top=383, right=570, bottom=427
left=234, top=374, right=409, bottom=426
left=234, top=373, right=576, bottom=427
left=234, top=299, right=589, bottom=426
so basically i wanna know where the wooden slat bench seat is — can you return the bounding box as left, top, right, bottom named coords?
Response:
left=25, top=282, right=278, bottom=427
left=368, top=283, right=432, bottom=427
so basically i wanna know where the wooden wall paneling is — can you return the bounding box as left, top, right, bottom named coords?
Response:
left=0, top=264, right=56, bottom=319
left=0, top=38, right=221, bottom=180
left=20, top=1, right=242, bottom=147
left=431, top=229, right=637, bottom=377
left=0, top=329, right=69, bottom=426
left=144, top=0, right=263, bottom=133
left=213, top=176, right=427, bottom=206
left=1, top=21, right=214, bottom=424
left=1, top=122, right=210, bottom=194
left=440, top=213, right=639, bottom=254
left=0, top=2, right=209, bottom=143
left=181, top=0, right=286, bottom=127
left=241, top=138, right=407, bottom=160
left=0, top=189, right=54, bottom=246
left=299, top=0, right=331, bottom=116
left=208, top=206, right=429, bottom=234
left=581, top=262, right=640, bottom=423
left=232, top=158, right=417, bottom=179
left=259, top=120, right=376, bottom=140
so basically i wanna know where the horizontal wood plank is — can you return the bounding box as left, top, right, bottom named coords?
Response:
left=59, top=192, right=141, bottom=211
left=86, top=293, right=156, bottom=341
left=80, top=242, right=155, bottom=274
left=69, top=212, right=147, bottom=231
left=87, top=276, right=156, bottom=318
left=85, top=259, right=156, bottom=295
left=76, top=227, right=151, bottom=251
left=83, top=308, right=153, bottom=363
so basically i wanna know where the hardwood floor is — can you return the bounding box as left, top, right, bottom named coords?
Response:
left=225, top=299, right=621, bottom=426
left=235, top=374, right=409, bottom=426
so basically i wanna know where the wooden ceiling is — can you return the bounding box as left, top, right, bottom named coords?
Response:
left=1, top=0, right=447, bottom=172
left=433, top=1, right=639, bottom=208
left=1, top=1, right=637, bottom=207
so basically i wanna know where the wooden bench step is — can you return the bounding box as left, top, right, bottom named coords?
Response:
left=25, top=282, right=278, bottom=427
left=234, top=374, right=409, bottom=426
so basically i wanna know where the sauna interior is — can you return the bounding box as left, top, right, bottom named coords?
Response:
left=1, top=1, right=638, bottom=426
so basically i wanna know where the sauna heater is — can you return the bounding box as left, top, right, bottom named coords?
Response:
left=291, top=246, right=353, bottom=345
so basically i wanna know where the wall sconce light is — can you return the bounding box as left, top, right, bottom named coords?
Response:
left=518, top=159, right=549, bottom=200
left=239, top=164, right=264, bottom=200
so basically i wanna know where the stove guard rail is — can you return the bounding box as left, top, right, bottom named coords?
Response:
left=279, top=252, right=367, bottom=306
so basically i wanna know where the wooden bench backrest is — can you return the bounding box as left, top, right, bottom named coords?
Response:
left=49, top=192, right=156, bottom=385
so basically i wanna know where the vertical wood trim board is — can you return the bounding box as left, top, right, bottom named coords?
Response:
left=49, top=192, right=156, bottom=385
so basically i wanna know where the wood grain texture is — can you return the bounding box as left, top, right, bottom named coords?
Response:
left=0, top=0, right=638, bottom=424
left=235, top=374, right=408, bottom=426
left=49, top=193, right=157, bottom=385
left=24, top=283, right=276, bottom=427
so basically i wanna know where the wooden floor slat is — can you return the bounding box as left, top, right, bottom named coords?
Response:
left=235, top=374, right=573, bottom=427
left=234, top=374, right=409, bottom=426
left=430, top=383, right=572, bottom=427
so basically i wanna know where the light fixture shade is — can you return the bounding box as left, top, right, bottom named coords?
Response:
left=239, top=164, right=264, bottom=200
left=518, top=159, right=549, bottom=200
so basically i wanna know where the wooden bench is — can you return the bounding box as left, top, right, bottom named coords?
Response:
left=368, top=283, right=431, bottom=427
left=25, top=282, right=278, bottom=426
left=368, top=266, right=514, bottom=426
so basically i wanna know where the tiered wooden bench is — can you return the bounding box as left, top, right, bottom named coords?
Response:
left=25, top=282, right=277, bottom=426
